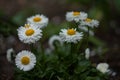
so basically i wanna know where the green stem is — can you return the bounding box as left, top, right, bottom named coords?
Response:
left=76, top=40, right=82, bottom=54
left=30, top=44, right=35, bottom=52
left=86, top=26, right=90, bottom=48
left=71, top=43, right=74, bottom=54
left=39, top=40, right=45, bottom=61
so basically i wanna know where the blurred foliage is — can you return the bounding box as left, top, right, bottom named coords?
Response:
left=114, top=0, right=120, bottom=13
left=15, top=41, right=108, bottom=80
left=0, top=14, right=18, bottom=36
left=12, top=9, right=37, bottom=25
left=42, top=22, right=68, bottom=39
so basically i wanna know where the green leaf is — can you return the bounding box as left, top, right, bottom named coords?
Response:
left=114, top=0, right=120, bottom=13
left=85, top=76, right=101, bottom=80
left=89, top=36, right=105, bottom=47
left=75, top=60, right=90, bottom=73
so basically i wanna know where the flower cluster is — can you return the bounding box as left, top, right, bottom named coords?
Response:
left=6, top=11, right=112, bottom=80
left=16, top=14, right=48, bottom=71
left=66, top=11, right=99, bottom=36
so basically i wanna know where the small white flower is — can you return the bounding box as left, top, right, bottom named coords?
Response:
left=15, top=50, right=36, bottom=71
left=111, top=72, right=117, bottom=76
left=79, top=26, right=94, bottom=36
left=6, top=48, right=14, bottom=62
left=85, top=48, right=90, bottom=59
left=107, top=69, right=116, bottom=76
left=27, top=14, right=49, bottom=28
left=59, top=28, right=83, bottom=43
left=66, top=11, right=88, bottom=22
left=80, top=18, right=99, bottom=28
left=48, top=35, right=63, bottom=50
left=17, top=24, right=42, bottom=44
left=96, top=63, right=109, bottom=73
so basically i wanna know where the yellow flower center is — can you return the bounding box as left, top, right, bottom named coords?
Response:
left=21, top=56, right=30, bottom=65
left=25, top=29, right=35, bottom=36
left=67, top=29, right=76, bottom=35
left=24, top=24, right=30, bottom=28
left=73, top=12, right=80, bottom=16
left=33, top=17, right=42, bottom=22
left=85, top=18, right=92, bottom=22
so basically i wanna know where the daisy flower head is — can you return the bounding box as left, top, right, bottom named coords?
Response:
left=15, top=50, right=36, bottom=71
left=66, top=11, right=88, bottom=22
left=96, top=63, right=109, bottom=74
left=27, top=14, right=49, bottom=28
left=80, top=18, right=99, bottom=28
left=17, top=24, right=42, bottom=44
left=59, top=28, right=83, bottom=43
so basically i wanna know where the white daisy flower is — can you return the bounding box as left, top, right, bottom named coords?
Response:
left=15, top=50, right=36, bottom=71
left=66, top=11, right=88, bottom=22
left=59, top=28, right=83, bottom=43
left=6, top=48, right=14, bottom=62
left=96, top=63, right=109, bottom=74
left=27, top=14, right=49, bottom=28
left=48, top=35, right=63, bottom=50
left=80, top=18, right=99, bottom=28
left=17, top=24, right=42, bottom=44
left=85, top=48, right=90, bottom=59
